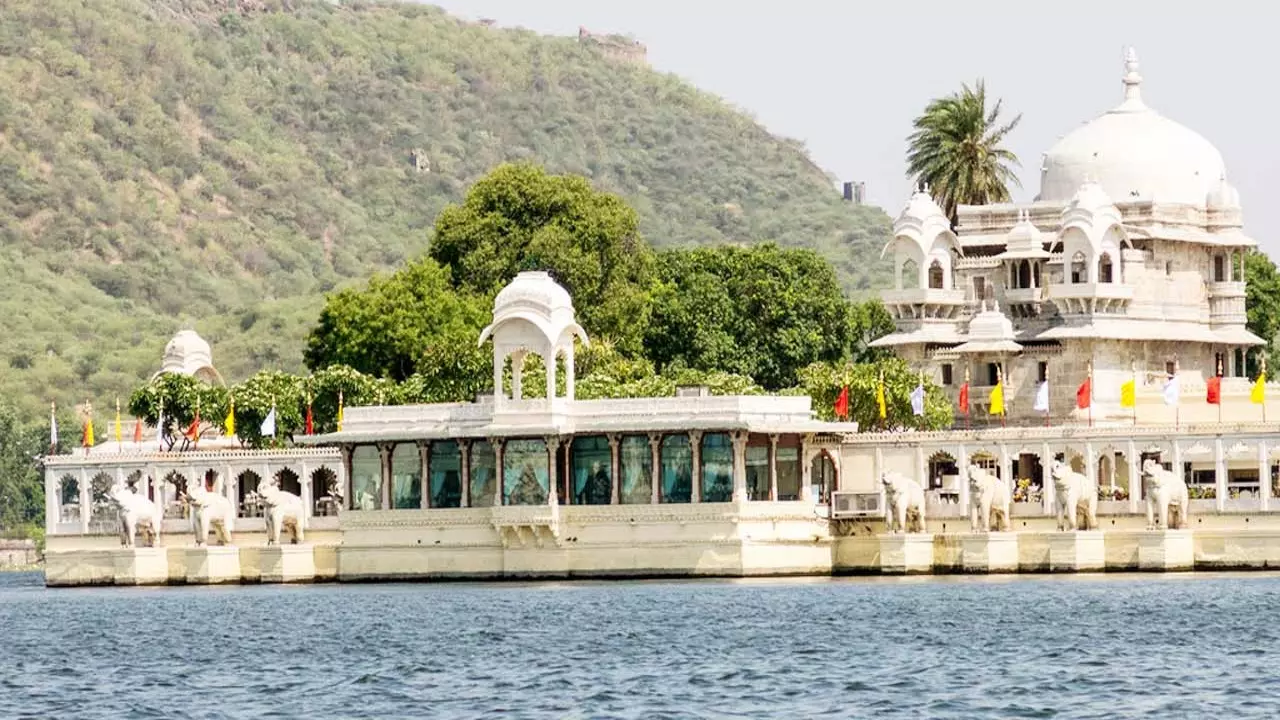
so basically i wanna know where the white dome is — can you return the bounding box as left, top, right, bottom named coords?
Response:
left=897, top=188, right=948, bottom=225
left=162, top=330, right=212, bottom=371
left=1038, top=49, right=1226, bottom=207
left=491, top=271, right=573, bottom=319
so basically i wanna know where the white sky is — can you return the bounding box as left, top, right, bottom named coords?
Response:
left=429, top=0, right=1280, bottom=253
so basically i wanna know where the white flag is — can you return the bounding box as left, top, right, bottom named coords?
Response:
left=910, top=384, right=925, bottom=416
left=50, top=406, right=58, bottom=449
left=261, top=405, right=277, bottom=437
left=1034, top=381, right=1050, bottom=412
left=1163, top=375, right=1180, bottom=406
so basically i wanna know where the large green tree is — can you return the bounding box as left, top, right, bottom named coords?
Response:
left=644, top=244, right=858, bottom=390
left=0, top=403, right=45, bottom=534
left=798, top=358, right=952, bottom=431
left=428, top=163, right=655, bottom=354
left=906, top=80, right=1022, bottom=224
left=1246, top=249, right=1280, bottom=374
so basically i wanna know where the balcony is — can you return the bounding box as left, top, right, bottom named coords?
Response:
left=882, top=287, right=967, bottom=320
left=1207, top=281, right=1247, bottom=325
left=1047, top=282, right=1134, bottom=315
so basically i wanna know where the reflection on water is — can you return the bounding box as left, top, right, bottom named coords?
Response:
left=3, top=571, right=1280, bottom=718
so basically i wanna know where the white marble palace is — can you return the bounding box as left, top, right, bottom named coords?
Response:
left=875, top=49, right=1261, bottom=426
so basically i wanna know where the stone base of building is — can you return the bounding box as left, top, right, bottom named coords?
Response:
left=1137, top=530, right=1194, bottom=571
left=111, top=547, right=170, bottom=585
left=961, top=533, right=1019, bottom=573
left=185, top=546, right=242, bottom=584
left=877, top=533, right=934, bottom=574
left=1047, top=531, right=1106, bottom=572
left=260, top=545, right=317, bottom=583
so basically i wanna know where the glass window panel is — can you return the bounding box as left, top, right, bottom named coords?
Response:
left=746, top=444, right=769, bottom=501
left=700, top=433, right=733, bottom=502
left=660, top=435, right=692, bottom=504
left=811, top=453, right=836, bottom=504
left=572, top=435, right=612, bottom=505
left=351, top=446, right=382, bottom=510
left=429, top=441, right=462, bottom=508
left=619, top=435, right=652, bottom=504
left=391, top=443, right=421, bottom=509
left=470, top=440, right=497, bottom=507
left=504, top=439, right=549, bottom=505
left=776, top=445, right=800, bottom=501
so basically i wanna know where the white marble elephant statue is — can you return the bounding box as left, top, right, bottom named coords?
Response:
left=108, top=481, right=163, bottom=548
left=881, top=471, right=927, bottom=534
left=185, top=484, right=236, bottom=547
left=1050, top=460, right=1098, bottom=531
left=260, top=477, right=306, bottom=546
left=968, top=465, right=1011, bottom=532
left=1144, top=459, right=1190, bottom=530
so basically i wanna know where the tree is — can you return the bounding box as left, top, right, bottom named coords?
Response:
left=850, top=299, right=895, bottom=364
left=303, top=258, right=492, bottom=382
left=906, top=80, right=1022, bottom=225
left=644, top=244, right=857, bottom=390
left=429, top=163, right=655, bottom=355
left=0, top=403, right=44, bottom=534
left=307, top=365, right=400, bottom=435
left=127, top=373, right=229, bottom=450
left=228, top=371, right=305, bottom=449
left=1246, top=249, right=1280, bottom=374
left=797, top=358, right=953, bottom=430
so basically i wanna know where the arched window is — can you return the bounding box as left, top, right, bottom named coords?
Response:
left=1099, top=254, right=1114, bottom=283
left=900, top=258, right=919, bottom=289
left=59, top=475, right=80, bottom=523
left=810, top=452, right=837, bottom=504
left=274, top=468, right=302, bottom=496
left=1071, top=252, right=1088, bottom=284
left=927, top=261, right=945, bottom=289
left=236, top=470, right=262, bottom=517
left=1214, top=255, right=1226, bottom=282
left=310, top=466, right=340, bottom=516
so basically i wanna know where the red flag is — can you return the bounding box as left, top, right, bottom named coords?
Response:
left=132, top=417, right=142, bottom=444
left=185, top=408, right=200, bottom=445
left=1207, top=375, right=1221, bottom=405
left=1076, top=378, right=1092, bottom=409
left=833, top=386, right=849, bottom=419
left=305, top=403, right=314, bottom=435
left=958, top=383, right=970, bottom=415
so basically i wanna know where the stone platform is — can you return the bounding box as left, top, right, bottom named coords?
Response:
left=1048, top=531, right=1106, bottom=572
left=877, top=534, right=934, bottom=574
left=1137, top=529, right=1194, bottom=571
left=185, top=546, right=242, bottom=584
left=961, top=533, right=1019, bottom=573
left=111, top=547, right=170, bottom=585
left=261, top=545, right=317, bottom=583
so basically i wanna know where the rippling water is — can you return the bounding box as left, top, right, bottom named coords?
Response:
left=3, top=571, right=1280, bottom=718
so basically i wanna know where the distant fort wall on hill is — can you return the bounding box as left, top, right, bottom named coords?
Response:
left=577, top=26, right=648, bottom=66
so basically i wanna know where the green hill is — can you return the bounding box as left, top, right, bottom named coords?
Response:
left=0, top=0, right=892, bottom=418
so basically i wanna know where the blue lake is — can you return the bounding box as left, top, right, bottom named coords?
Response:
left=2, top=571, right=1279, bottom=718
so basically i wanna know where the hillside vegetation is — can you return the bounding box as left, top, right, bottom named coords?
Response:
left=0, top=0, right=891, bottom=417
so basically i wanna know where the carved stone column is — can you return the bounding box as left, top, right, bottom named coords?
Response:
left=1126, top=439, right=1141, bottom=513
left=419, top=441, right=431, bottom=509
left=800, top=433, right=814, bottom=502
left=1259, top=440, right=1270, bottom=512
left=768, top=434, right=779, bottom=502
left=43, top=467, right=56, bottom=532
left=378, top=443, right=393, bottom=510
left=79, top=468, right=90, bottom=534
left=607, top=434, right=621, bottom=505
left=300, top=461, right=313, bottom=518
left=688, top=430, right=703, bottom=503
left=544, top=435, right=560, bottom=506
left=511, top=350, right=526, bottom=401
left=730, top=430, right=748, bottom=503
left=649, top=433, right=662, bottom=504
left=340, top=445, right=354, bottom=511
left=460, top=440, right=472, bottom=508
left=562, top=436, right=572, bottom=505
left=491, top=437, right=506, bottom=507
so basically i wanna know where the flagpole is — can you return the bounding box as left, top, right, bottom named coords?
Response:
left=50, top=400, right=57, bottom=455
left=1174, top=357, right=1180, bottom=429
left=1264, top=355, right=1269, bottom=423
left=998, top=364, right=1006, bottom=429
left=1217, top=357, right=1223, bottom=425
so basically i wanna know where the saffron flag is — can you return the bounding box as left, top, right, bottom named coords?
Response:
left=1033, top=381, right=1049, bottom=413
left=133, top=417, right=142, bottom=444
left=1076, top=378, right=1092, bottom=409
left=1120, top=379, right=1136, bottom=408
left=876, top=379, right=887, bottom=420
left=833, top=386, right=849, bottom=420
left=306, top=402, right=315, bottom=435
left=1163, top=375, right=1181, bottom=406
left=1252, top=372, right=1267, bottom=404
left=83, top=415, right=94, bottom=448
left=185, top=409, right=200, bottom=443
left=224, top=397, right=236, bottom=437
left=910, top=383, right=925, bottom=416
left=1207, top=375, right=1222, bottom=405
left=261, top=405, right=277, bottom=438
left=114, top=400, right=122, bottom=445
left=337, top=391, right=345, bottom=432
left=989, top=382, right=1005, bottom=416
left=958, top=383, right=970, bottom=415
left=49, top=403, right=58, bottom=452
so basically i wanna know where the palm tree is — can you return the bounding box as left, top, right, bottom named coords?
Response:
left=906, top=80, right=1022, bottom=226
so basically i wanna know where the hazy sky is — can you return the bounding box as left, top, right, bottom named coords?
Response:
left=431, top=0, right=1279, bottom=252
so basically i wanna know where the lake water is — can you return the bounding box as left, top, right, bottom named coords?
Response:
left=3, top=571, right=1280, bottom=718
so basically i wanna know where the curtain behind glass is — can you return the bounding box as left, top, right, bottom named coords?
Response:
left=470, top=440, right=497, bottom=507
left=429, top=441, right=462, bottom=508
left=504, top=439, right=549, bottom=505
left=746, top=444, right=769, bottom=501
left=390, top=443, right=421, bottom=509
left=701, top=433, right=733, bottom=502
left=660, top=435, right=692, bottom=503
left=572, top=436, right=612, bottom=505
left=619, top=435, right=652, bottom=504
left=351, top=446, right=381, bottom=510
left=776, top=445, right=800, bottom=501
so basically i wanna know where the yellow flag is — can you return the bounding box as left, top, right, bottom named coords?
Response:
left=114, top=400, right=122, bottom=443
left=989, top=382, right=1005, bottom=416
left=1120, top=379, right=1136, bottom=408
left=337, top=390, right=345, bottom=432
left=1251, top=372, right=1266, bottom=404
left=84, top=417, right=95, bottom=447
left=224, top=396, right=236, bottom=436
left=876, top=379, right=886, bottom=420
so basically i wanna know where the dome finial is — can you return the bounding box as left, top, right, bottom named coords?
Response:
left=1121, top=46, right=1143, bottom=107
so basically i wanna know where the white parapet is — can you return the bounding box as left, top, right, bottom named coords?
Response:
left=110, top=547, right=169, bottom=586
left=1047, top=531, right=1106, bottom=572
left=185, top=546, right=242, bottom=584
left=260, top=545, right=317, bottom=584
left=1137, top=529, right=1194, bottom=571
left=961, top=532, right=1019, bottom=573
left=878, top=534, right=934, bottom=574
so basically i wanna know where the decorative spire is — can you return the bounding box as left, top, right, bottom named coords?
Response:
left=1121, top=46, right=1144, bottom=108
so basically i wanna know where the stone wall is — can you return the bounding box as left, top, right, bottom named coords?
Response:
left=0, top=539, right=39, bottom=568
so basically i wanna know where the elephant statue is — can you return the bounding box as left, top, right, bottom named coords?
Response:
left=260, top=477, right=306, bottom=546
left=1144, top=459, right=1190, bottom=530
left=1050, top=460, right=1098, bottom=531
left=968, top=465, right=1011, bottom=532
left=185, top=484, right=235, bottom=547
left=881, top=471, right=927, bottom=534
left=108, top=481, right=163, bottom=548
